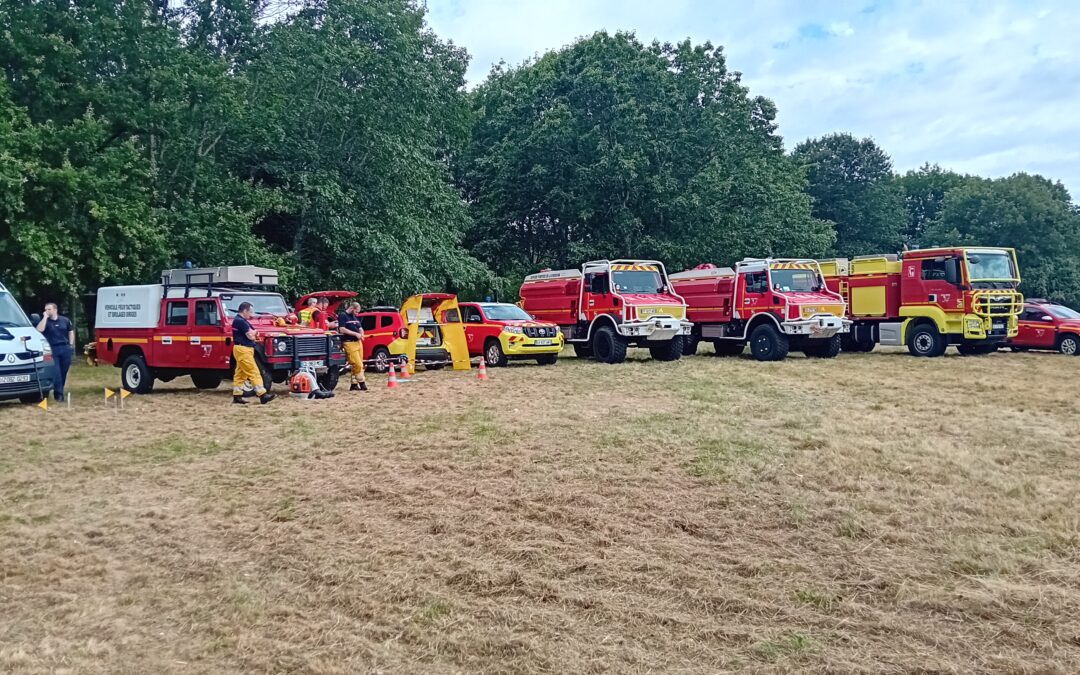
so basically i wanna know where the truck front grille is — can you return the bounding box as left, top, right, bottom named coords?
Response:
left=972, top=291, right=1022, bottom=317
left=294, top=335, right=331, bottom=357
left=524, top=326, right=557, bottom=338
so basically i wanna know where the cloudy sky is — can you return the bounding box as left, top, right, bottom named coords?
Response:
left=426, top=0, right=1080, bottom=198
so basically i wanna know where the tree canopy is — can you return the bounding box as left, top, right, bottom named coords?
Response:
left=1, top=3, right=1078, bottom=314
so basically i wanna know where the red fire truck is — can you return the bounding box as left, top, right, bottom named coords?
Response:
left=89, top=266, right=345, bottom=393
left=818, top=247, right=1023, bottom=356
left=670, top=259, right=850, bottom=361
left=518, top=260, right=692, bottom=363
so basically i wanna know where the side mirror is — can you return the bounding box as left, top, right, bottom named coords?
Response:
left=1041, top=315, right=1053, bottom=322
left=30, top=313, right=41, bottom=324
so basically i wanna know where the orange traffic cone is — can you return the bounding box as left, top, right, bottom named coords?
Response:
left=477, top=358, right=489, bottom=381
left=398, top=360, right=410, bottom=380
left=387, top=362, right=398, bottom=389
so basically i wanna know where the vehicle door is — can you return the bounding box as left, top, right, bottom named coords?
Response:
left=907, top=257, right=964, bottom=314
left=1016, top=306, right=1055, bottom=347
left=460, top=305, right=486, bottom=354
left=160, top=299, right=192, bottom=367
left=583, top=272, right=616, bottom=320
left=189, top=298, right=229, bottom=370
left=737, top=270, right=771, bottom=319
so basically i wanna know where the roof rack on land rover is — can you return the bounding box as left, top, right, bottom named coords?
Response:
left=161, top=266, right=279, bottom=298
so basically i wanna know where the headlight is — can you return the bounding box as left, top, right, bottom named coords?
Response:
left=274, top=337, right=290, bottom=353
left=966, top=319, right=982, bottom=330
left=502, top=326, right=524, bottom=334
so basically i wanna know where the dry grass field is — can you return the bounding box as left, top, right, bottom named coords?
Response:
left=1, top=347, right=1079, bottom=673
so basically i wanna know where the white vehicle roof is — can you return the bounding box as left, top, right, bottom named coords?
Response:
left=523, top=269, right=580, bottom=283
left=669, top=266, right=735, bottom=281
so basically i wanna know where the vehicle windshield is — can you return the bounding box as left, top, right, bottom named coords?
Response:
left=0, top=291, right=33, bottom=328
left=770, top=268, right=821, bottom=293
left=965, top=251, right=1016, bottom=280
left=480, top=304, right=532, bottom=321
left=219, top=293, right=290, bottom=317
left=1047, top=304, right=1080, bottom=320
left=612, top=270, right=664, bottom=294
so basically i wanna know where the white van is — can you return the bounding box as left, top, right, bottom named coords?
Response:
left=0, top=281, right=56, bottom=403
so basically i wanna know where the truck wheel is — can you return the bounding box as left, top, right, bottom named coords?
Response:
left=856, top=340, right=876, bottom=352
left=1057, top=334, right=1079, bottom=355
left=907, top=323, right=946, bottom=357
left=803, top=335, right=841, bottom=358
left=191, top=372, right=223, bottom=390
left=572, top=343, right=593, bottom=359
left=484, top=339, right=508, bottom=367
left=712, top=340, right=745, bottom=357
left=649, top=335, right=684, bottom=361
left=121, top=354, right=155, bottom=394
left=592, top=326, right=627, bottom=364
left=748, top=324, right=789, bottom=361
left=536, top=354, right=558, bottom=366
left=370, top=346, right=391, bottom=373
left=682, top=334, right=700, bottom=356
left=841, top=333, right=876, bottom=352
left=317, top=367, right=340, bottom=392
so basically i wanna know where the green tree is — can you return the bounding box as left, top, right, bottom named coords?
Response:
left=792, top=133, right=906, bottom=256
left=924, top=173, right=1080, bottom=305
left=460, top=32, right=832, bottom=286
left=896, top=163, right=973, bottom=246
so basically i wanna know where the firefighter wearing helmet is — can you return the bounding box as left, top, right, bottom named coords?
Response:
left=231, top=302, right=275, bottom=405
left=338, top=301, right=368, bottom=391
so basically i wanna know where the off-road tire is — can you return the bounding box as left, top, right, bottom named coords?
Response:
left=803, top=334, right=842, bottom=358
left=191, top=372, right=223, bottom=390
left=682, top=335, right=700, bottom=356
left=536, top=354, right=558, bottom=366
left=484, top=339, right=508, bottom=367
left=748, top=324, right=789, bottom=362
left=907, top=323, right=947, bottom=357
left=592, top=326, right=628, bottom=364
left=1058, top=334, right=1079, bottom=356
left=572, top=343, right=593, bottom=359
left=121, top=354, right=155, bottom=394
left=370, top=346, right=391, bottom=373
left=712, top=340, right=745, bottom=357
left=649, top=335, right=685, bottom=362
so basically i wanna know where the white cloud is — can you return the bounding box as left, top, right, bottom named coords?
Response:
left=426, top=0, right=1080, bottom=198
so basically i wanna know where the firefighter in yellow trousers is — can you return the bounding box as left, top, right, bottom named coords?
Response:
left=231, top=302, right=276, bottom=405
left=338, top=301, right=368, bottom=391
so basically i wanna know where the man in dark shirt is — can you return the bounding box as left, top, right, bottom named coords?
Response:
left=36, top=303, right=74, bottom=401
left=338, top=301, right=367, bottom=391
left=231, top=302, right=275, bottom=405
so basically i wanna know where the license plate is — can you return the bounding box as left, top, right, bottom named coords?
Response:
left=305, top=360, right=325, bottom=368
left=533, top=339, right=553, bottom=346
left=0, top=374, right=31, bottom=384
left=992, top=322, right=1004, bottom=331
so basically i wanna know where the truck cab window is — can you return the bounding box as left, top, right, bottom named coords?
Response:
left=921, top=259, right=948, bottom=281
left=166, top=301, right=189, bottom=326
left=588, top=274, right=609, bottom=294
left=463, top=306, right=483, bottom=323
left=745, top=271, right=768, bottom=294
left=194, top=301, right=219, bottom=326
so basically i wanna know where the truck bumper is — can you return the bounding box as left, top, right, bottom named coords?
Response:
left=501, top=333, right=564, bottom=356
left=963, top=313, right=1017, bottom=340
left=619, top=318, right=693, bottom=341
left=781, top=316, right=849, bottom=338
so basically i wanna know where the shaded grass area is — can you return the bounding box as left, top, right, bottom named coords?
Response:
left=2, top=349, right=1080, bottom=673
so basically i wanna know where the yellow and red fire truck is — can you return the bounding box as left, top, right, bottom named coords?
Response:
left=819, top=247, right=1023, bottom=356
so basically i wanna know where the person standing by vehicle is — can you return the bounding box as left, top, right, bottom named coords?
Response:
left=338, top=301, right=368, bottom=391
left=315, top=296, right=338, bottom=331
left=299, top=296, right=318, bottom=327
left=36, top=303, right=73, bottom=401
left=232, top=302, right=275, bottom=405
